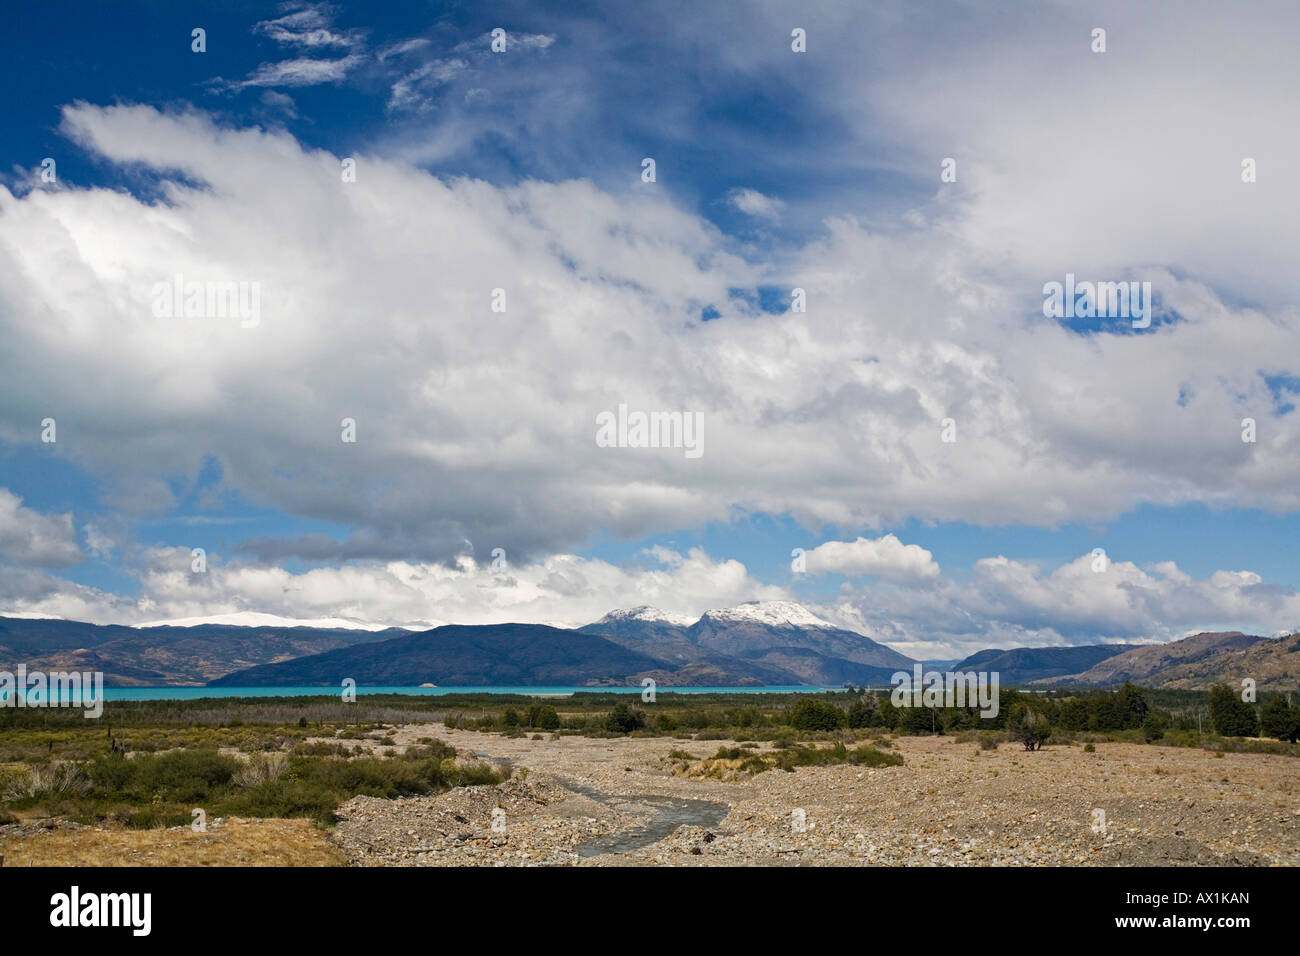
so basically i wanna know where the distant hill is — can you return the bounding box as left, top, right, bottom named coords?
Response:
left=209, top=624, right=672, bottom=686
left=1039, top=631, right=1295, bottom=690
left=0, top=616, right=396, bottom=686
left=1147, top=632, right=1300, bottom=690
left=950, top=644, right=1137, bottom=685
left=1035, top=632, right=1269, bottom=687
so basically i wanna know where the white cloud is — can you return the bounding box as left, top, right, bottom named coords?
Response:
left=1, top=534, right=1294, bottom=662
left=0, top=103, right=1296, bottom=571
left=0, top=489, right=82, bottom=567
left=804, top=534, right=939, bottom=583
left=0, top=544, right=784, bottom=631
left=819, top=552, right=1300, bottom=659
left=726, top=188, right=784, bottom=220
left=234, top=55, right=364, bottom=89
left=389, top=59, right=470, bottom=112
left=253, top=4, right=364, bottom=51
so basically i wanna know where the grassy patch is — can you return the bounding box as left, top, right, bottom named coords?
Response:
left=683, top=742, right=903, bottom=779
left=1, top=736, right=504, bottom=827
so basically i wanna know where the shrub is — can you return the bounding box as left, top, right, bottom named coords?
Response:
left=846, top=744, right=904, bottom=768
left=294, top=741, right=349, bottom=757
left=233, top=752, right=289, bottom=788
left=1007, top=705, right=1051, bottom=751
left=3, top=761, right=90, bottom=800
left=135, top=749, right=239, bottom=802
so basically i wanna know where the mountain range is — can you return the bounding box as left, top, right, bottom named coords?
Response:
left=0, top=615, right=396, bottom=685
left=214, top=602, right=916, bottom=687
left=2, top=604, right=1296, bottom=691
left=1032, top=631, right=1299, bottom=690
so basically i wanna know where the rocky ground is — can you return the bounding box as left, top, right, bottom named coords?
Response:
left=328, top=727, right=1300, bottom=866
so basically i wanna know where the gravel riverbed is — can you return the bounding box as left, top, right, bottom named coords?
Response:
left=329, top=727, right=1300, bottom=866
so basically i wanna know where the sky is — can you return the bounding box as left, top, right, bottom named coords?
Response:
left=1, top=0, right=1299, bottom=658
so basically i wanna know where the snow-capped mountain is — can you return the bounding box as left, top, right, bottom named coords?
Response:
left=695, top=600, right=836, bottom=629
left=581, top=600, right=915, bottom=685
left=589, top=606, right=698, bottom=628
left=687, top=601, right=912, bottom=675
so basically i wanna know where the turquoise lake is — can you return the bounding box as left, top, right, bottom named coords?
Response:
left=7, top=684, right=834, bottom=704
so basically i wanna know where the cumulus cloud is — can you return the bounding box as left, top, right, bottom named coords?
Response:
left=0, top=544, right=784, bottom=630
left=803, top=534, right=939, bottom=583
left=4, top=3, right=1300, bottom=643
left=1, top=532, right=1294, bottom=661
left=0, top=490, right=82, bottom=567
left=819, top=552, right=1300, bottom=659
left=0, top=103, right=1296, bottom=569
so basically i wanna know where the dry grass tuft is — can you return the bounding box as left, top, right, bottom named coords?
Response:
left=0, top=817, right=344, bottom=867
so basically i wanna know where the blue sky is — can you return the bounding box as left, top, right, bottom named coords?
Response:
left=1, top=1, right=1298, bottom=656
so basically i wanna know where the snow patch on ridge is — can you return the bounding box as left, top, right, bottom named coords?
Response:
left=698, top=600, right=837, bottom=629
left=592, top=605, right=697, bottom=627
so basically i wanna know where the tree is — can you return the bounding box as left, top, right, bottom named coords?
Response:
left=603, top=701, right=645, bottom=734
left=1141, top=711, right=1168, bottom=742
left=526, top=703, right=560, bottom=730
left=1208, top=684, right=1258, bottom=737
left=1058, top=698, right=1090, bottom=732
left=789, top=698, right=845, bottom=732
left=1007, top=704, right=1051, bottom=751
left=847, top=693, right=881, bottom=728
left=897, top=701, right=939, bottom=735
left=1259, top=693, right=1298, bottom=743
left=1115, top=682, right=1149, bottom=728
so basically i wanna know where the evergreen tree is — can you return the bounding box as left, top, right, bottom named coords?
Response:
left=1208, top=683, right=1259, bottom=737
